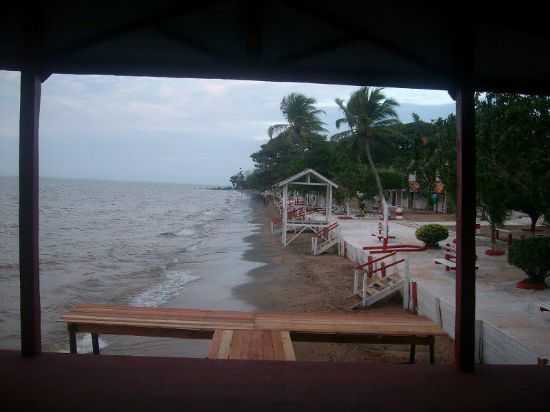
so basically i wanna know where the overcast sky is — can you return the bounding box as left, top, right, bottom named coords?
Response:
left=0, top=70, right=454, bottom=185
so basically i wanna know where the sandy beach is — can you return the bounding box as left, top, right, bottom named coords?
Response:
left=235, top=196, right=454, bottom=364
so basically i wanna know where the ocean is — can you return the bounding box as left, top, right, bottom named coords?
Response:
left=0, top=177, right=260, bottom=356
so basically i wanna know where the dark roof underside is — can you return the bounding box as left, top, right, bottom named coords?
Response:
left=2, top=2, right=549, bottom=93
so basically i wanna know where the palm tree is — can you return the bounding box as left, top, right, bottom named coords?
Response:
left=267, top=93, right=326, bottom=148
left=333, top=87, right=399, bottom=214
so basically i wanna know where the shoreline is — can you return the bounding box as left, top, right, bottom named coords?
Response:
left=235, top=196, right=454, bottom=364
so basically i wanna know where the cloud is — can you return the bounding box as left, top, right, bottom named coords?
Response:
left=0, top=71, right=454, bottom=184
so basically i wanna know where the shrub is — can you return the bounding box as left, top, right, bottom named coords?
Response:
left=415, top=224, right=449, bottom=247
left=508, top=237, right=550, bottom=282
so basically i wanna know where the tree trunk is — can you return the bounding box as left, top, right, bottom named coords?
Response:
left=365, top=139, right=386, bottom=208
left=365, top=138, right=389, bottom=237
left=491, top=222, right=497, bottom=251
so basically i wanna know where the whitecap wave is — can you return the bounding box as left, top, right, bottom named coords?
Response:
left=130, top=271, right=200, bottom=307
left=175, top=228, right=195, bottom=237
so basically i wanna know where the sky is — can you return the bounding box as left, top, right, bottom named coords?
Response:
left=0, top=70, right=454, bottom=185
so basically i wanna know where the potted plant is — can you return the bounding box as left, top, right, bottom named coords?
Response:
left=508, top=237, right=550, bottom=290
left=415, top=224, right=449, bottom=248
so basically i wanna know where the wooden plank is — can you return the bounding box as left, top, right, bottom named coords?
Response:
left=236, top=330, right=250, bottom=360
left=207, top=329, right=224, bottom=359
left=229, top=330, right=243, bottom=360
left=74, top=323, right=213, bottom=340
left=218, top=331, right=234, bottom=359
left=291, top=332, right=434, bottom=345
left=208, top=330, right=233, bottom=360
left=280, top=331, right=296, bottom=361
left=262, top=331, right=275, bottom=360
left=247, top=330, right=263, bottom=360
left=271, top=331, right=285, bottom=360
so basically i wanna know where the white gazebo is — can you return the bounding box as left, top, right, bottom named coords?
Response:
left=276, top=169, right=338, bottom=247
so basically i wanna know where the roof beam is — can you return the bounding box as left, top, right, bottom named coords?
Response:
left=47, top=2, right=220, bottom=62
left=289, top=182, right=328, bottom=186
left=283, top=2, right=439, bottom=73
left=278, top=36, right=356, bottom=64
left=155, top=27, right=222, bottom=62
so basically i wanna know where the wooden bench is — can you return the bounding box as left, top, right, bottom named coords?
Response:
left=63, top=305, right=446, bottom=363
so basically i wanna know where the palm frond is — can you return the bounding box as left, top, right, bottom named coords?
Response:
left=267, top=124, right=289, bottom=139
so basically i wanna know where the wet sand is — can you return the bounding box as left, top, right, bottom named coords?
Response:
left=235, top=197, right=454, bottom=364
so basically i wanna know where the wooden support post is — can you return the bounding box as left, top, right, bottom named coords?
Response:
left=327, top=185, right=332, bottom=222
left=282, top=184, right=288, bottom=246
left=68, top=324, right=77, bottom=354
left=409, top=344, right=416, bottom=364
left=91, top=333, right=100, bottom=355
left=367, top=255, right=373, bottom=277
left=19, top=70, right=42, bottom=356
left=411, top=281, right=418, bottom=314
left=454, top=34, right=476, bottom=372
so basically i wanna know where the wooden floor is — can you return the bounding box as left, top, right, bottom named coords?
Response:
left=208, top=330, right=296, bottom=361
left=2, top=350, right=549, bottom=412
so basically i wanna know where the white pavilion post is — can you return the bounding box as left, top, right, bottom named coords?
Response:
left=327, top=184, right=332, bottom=222
left=282, top=183, right=288, bottom=246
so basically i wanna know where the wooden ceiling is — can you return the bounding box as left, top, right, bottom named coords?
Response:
left=1, top=2, right=549, bottom=93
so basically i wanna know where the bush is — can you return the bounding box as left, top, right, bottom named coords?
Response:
left=509, top=237, right=550, bottom=282
left=415, top=224, right=449, bottom=247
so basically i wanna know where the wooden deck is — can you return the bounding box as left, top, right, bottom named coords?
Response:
left=63, top=305, right=445, bottom=362
left=208, top=330, right=296, bottom=361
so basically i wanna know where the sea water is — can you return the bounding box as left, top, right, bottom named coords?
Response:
left=0, top=177, right=259, bottom=355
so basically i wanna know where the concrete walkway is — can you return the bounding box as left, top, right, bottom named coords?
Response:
left=335, top=217, right=550, bottom=364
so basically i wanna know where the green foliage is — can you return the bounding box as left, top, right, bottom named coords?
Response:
left=229, top=170, right=246, bottom=189
left=241, top=88, right=550, bottom=233
left=333, top=87, right=399, bottom=202
left=391, top=114, right=457, bottom=208
left=244, top=88, right=457, bottom=207
left=476, top=93, right=550, bottom=232
left=267, top=93, right=327, bottom=149
left=415, top=224, right=449, bottom=247
left=509, top=237, right=550, bottom=282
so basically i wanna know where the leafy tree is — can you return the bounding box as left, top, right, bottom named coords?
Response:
left=229, top=170, right=246, bottom=189
left=267, top=93, right=326, bottom=150
left=476, top=93, right=550, bottom=233
left=332, top=87, right=399, bottom=211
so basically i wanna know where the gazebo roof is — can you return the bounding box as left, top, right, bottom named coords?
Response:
left=276, top=169, right=338, bottom=189
left=2, top=3, right=549, bottom=93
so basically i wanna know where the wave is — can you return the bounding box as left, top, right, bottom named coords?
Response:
left=130, top=270, right=200, bottom=308
left=159, top=228, right=196, bottom=238
left=159, top=231, right=178, bottom=238
left=175, top=228, right=195, bottom=237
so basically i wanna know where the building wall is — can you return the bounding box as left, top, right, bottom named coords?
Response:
left=384, top=190, right=448, bottom=213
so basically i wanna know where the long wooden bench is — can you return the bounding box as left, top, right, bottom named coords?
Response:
left=62, top=304, right=446, bottom=363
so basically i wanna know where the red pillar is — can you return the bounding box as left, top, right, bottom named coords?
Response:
left=454, top=79, right=476, bottom=372
left=19, top=70, right=42, bottom=356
